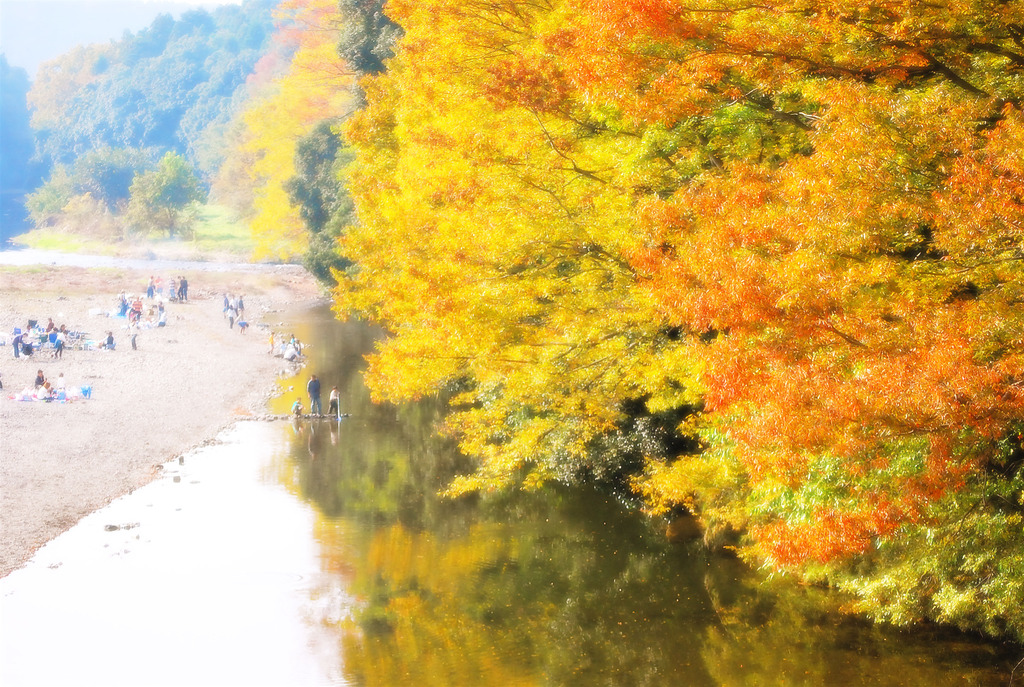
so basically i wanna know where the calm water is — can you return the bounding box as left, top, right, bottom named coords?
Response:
left=0, top=247, right=301, bottom=273
left=2, top=303, right=1021, bottom=686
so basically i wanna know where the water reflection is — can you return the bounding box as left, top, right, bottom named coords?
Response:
left=3, top=303, right=1015, bottom=686
left=0, top=423, right=347, bottom=687
left=275, top=304, right=1021, bottom=686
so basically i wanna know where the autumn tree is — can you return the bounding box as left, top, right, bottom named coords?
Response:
left=333, top=0, right=1024, bottom=641
left=239, top=0, right=356, bottom=262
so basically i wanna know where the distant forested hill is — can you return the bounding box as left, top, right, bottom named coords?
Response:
left=27, top=0, right=285, bottom=177
left=0, top=1, right=230, bottom=80
left=0, top=0, right=291, bottom=245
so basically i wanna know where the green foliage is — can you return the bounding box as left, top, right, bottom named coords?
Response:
left=286, top=119, right=354, bottom=285
left=24, top=165, right=74, bottom=226
left=818, top=447, right=1024, bottom=639
left=126, top=152, right=207, bottom=237
left=28, top=0, right=281, bottom=176
left=336, top=0, right=402, bottom=78
left=26, top=147, right=154, bottom=228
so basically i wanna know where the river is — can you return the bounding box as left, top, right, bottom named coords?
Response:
left=1, top=302, right=1021, bottom=685
left=0, top=247, right=301, bottom=273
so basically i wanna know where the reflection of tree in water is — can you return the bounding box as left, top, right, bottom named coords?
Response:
left=338, top=489, right=721, bottom=686
left=699, top=559, right=1017, bottom=686
left=279, top=318, right=722, bottom=683
left=277, top=312, right=1020, bottom=686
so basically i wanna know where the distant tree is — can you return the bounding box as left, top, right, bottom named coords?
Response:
left=24, top=147, right=153, bottom=231
left=24, top=165, right=74, bottom=227
left=122, top=13, right=176, bottom=65
left=28, top=44, right=113, bottom=133
left=71, top=147, right=154, bottom=211
left=126, top=152, right=207, bottom=237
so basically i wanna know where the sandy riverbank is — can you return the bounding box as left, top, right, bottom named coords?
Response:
left=0, top=263, right=323, bottom=577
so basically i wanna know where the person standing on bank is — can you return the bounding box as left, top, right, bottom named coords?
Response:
left=328, top=386, right=340, bottom=418
left=54, top=328, right=66, bottom=358
left=307, top=374, right=322, bottom=416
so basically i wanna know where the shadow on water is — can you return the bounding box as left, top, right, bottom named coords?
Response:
left=272, top=304, right=1023, bottom=687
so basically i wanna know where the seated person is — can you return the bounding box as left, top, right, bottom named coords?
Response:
left=157, top=308, right=167, bottom=327
left=34, top=370, right=45, bottom=388
left=102, top=331, right=115, bottom=350
left=36, top=382, right=53, bottom=400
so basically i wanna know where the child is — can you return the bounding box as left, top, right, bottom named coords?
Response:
left=291, top=398, right=303, bottom=416
left=328, top=386, right=340, bottom=417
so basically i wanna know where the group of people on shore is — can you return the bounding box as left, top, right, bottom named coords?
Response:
left=9, top=367, right=88, bottom=402
left=144, top=275, right=188, bottom=302
left=223, top=293, right=247, bottom=331
left=292, top=373, right=342, bottom=418
left=116, top=292, right=170, bottom=328
left=108, top=276, right=182, bottom=350
left=10, top=318, right=73, bottom=359
left=7, top=272, right=185, bottom=364
left=269, top=331, right=305, bottom=362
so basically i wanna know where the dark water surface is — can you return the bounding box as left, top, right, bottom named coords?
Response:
left=2, top=302, right=1021, bottom=686
left=270, top=305, right=1024, bottom=686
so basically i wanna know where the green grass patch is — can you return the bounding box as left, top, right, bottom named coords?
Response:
left=142, top=204, right=256, bottom=259
left=10, top=230, right=116, bottom=255
left=12, top=204, right=261, bottom=262
left=188, top=204, right=257, bottom=256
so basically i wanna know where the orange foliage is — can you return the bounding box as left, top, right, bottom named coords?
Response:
left=338, top=0, right=1024, bottom=568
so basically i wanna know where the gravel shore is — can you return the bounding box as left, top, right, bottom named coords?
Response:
left=0, top=263, right=322, bottom=577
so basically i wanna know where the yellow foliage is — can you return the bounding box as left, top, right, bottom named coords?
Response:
left=240, top=0, right=355, bottom=261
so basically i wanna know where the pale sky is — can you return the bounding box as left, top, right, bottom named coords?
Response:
left=1, top=0, right=243, bottom=77
left=11, top=0, right=239, bottom=3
